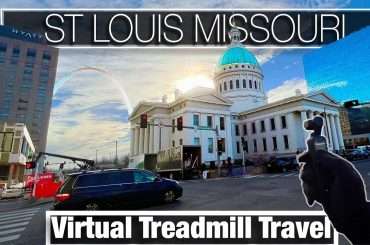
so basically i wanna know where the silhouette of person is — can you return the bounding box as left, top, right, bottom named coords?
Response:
left=298, top=116, right=370, bottom=245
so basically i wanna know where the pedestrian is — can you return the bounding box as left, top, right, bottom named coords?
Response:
left=227, top=157, right=232, bottom=176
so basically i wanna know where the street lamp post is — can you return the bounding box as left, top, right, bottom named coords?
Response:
left=95, top=150, right=98, bottom=164
left=115, top=140, right=118, bottom=164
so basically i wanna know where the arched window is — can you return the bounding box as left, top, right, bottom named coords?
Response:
left=249, top=80, right=252, bottom=88
left=229, top=80, right=233, bottom=90
left=224, top=81, right=227, bottom=91
left=254, top=80, right=257, bottom=89
left=243, top=79, right=246, bottom=88
left=236, top=79, right=240, bottom=88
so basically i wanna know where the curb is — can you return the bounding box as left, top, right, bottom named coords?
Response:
left=25, top=198, right=54, bottom=208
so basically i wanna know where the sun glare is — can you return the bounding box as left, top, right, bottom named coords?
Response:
left=175, top=75, right=214, bottom=93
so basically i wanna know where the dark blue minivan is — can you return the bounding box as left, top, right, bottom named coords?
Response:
left=54, top=169, right=182, bottom=210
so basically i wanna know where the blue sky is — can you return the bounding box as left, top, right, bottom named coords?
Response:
left=1, top=0, right=369, bottom=160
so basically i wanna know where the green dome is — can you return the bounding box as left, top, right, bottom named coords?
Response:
left=218, top=46, right=259, bottom=67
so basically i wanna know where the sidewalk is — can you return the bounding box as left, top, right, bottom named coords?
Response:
left=0, top=196, right=53, bottom=212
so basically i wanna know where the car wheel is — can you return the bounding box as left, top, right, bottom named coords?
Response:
left=85, top=202, right=100, bottom=210
left=163, top=190, right=176, bottom=203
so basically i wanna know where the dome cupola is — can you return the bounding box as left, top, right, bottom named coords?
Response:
left=214, top=27, right=267, bottom=112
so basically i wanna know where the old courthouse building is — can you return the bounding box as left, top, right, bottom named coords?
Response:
left=129, top=27, right=344, bottom=164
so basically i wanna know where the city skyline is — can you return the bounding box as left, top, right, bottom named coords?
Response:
left=0, top=0, right=367, bottom=160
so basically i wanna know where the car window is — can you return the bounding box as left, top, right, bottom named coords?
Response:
left=75, top=174, right=99, bottom=187
left=133, top=171, right=156, bottom=183
left=75, top=171, right=134, bottom=187
left=59, top=175, right=77, bottom=193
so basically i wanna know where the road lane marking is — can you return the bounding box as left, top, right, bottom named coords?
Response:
left=0, top=227, right=25, bottom=236
left=0, top=207, right=39, bottom=244
left=0, top=217, right=33, bottom=226
left=0, top=222, right=29, bottom=230
left=270, top=174, right=281, bottom=178
left=285, top=173, right=296, bottom=177
left=0, top=209, right=39, bottom=218
left=0, top=234, right=20, bottom=243
left=0, top=213, right=34, bottom=222
left=243, top=175, right=257, bottom=179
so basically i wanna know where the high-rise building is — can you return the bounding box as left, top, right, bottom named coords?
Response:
left=0, top=25, right=58, bottom=152
left=303, top=26, right=370, bottom=148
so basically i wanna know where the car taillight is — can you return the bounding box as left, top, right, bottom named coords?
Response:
left=55, top=193, right=70, bottom=202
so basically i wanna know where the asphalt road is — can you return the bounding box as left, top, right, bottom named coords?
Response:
left=1, top=159, right=369, bottom=245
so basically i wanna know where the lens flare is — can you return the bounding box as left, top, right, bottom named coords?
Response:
left=53, top=66, right=133, bottom=114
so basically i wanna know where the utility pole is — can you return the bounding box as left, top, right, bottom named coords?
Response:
left=115, top=140, right=118, bottom=164
left=159, top=122, right=162, bottom=151
left=215, top=126, right=221, bottom=177
left=95, top=150, right=98, bottom=164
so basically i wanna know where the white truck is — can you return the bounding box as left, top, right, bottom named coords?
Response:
left=129, top=145, right=201, bottom=179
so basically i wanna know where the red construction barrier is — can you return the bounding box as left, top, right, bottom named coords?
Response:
left=32, top=173, right=63, bottom=199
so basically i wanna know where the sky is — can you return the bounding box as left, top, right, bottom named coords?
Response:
left=1, top=0, right=369, bottom=161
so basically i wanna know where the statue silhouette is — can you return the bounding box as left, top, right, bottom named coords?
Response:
left=298, top=116, right=370, bottom=245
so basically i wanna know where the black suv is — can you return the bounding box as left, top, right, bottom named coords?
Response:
left=54, top=169, right=182, bottom=210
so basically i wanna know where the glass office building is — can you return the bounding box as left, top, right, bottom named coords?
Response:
left=303, top=26, right=370, bottom=146
left=0, top=25, right=59, bottom=152
left=303, top=26, right=370, bottom=104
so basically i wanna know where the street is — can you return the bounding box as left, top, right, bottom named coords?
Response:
left=1, top=159, right=369, bottom=245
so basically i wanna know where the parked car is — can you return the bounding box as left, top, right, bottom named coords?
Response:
left=0, top=188, right=24, bottom=199
left=265, top=157, right=299, bottom=173
left=54, top=168, right=183, bottom=210
left=343, top=149, right=368, bottom=161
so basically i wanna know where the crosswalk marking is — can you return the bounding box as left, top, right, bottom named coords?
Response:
left=0, top=234, right=20, bottom=243
left=0, top=228, right=25, bottom=236
left=243, top=175, right=257, bottom=179
left=0, top=222, right=29, bottom=230
left=242, top=172, right=299, bottom=180
left=0, top=209, right=39, bottom=219
left=0, top=213, right=34, bottom=222
left=0, top=208, right=39, bottom=244
left=0, top=217, right=33, bottom=226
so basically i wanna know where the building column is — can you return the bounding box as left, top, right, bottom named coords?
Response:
left=7, top=164, right=15, bottom=185
left=153, top=120, right=160, bottom=153
left=134, top=127, right=140, bottom=155
left=334, top=115, right=345, bottom=150
left=300, top=110, right=308, bottom=141
left=325, top=114, right=333, bottom=150
left=149, top=124, right=154, bottom=153
left=286, top=112, right=298, bottom=152
left=308, top=110, right=314, bottom=119
left=130, top=128, right=135, bottom=156
left=329, top=114, right=339, bottom=151
left=144, top=127, right=149, bottom=154
left=139, top=128, right=145, bottom=154
left=15, top=165, right=20, bottom=182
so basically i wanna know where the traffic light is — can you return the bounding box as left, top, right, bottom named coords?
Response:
left=177, top=116, right=183, bottom=131
left=343, top=100, right=360, bottom=108
left=140, top=113, right=148, bottom=128
left=26, top=161, right=36, bottom=169
left=217, top=138, right=225, bottom=155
